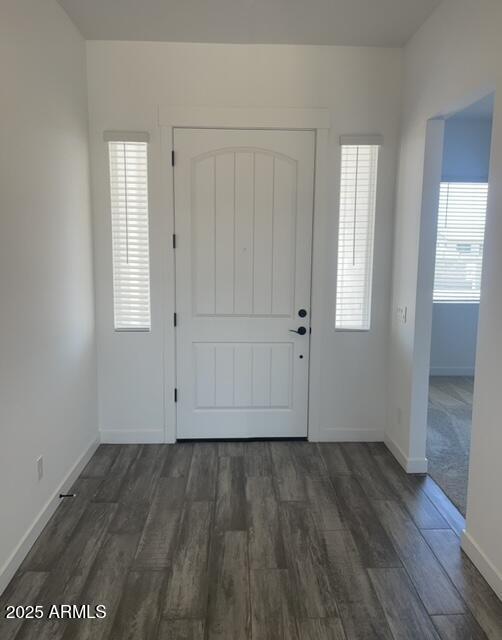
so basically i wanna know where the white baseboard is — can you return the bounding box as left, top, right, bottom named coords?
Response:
left=317, top=427, right=384, bottom=442
left=430, top=366, right=475, bottom=376
left=0, top=436, right=100, bottom=596
left=384, top=435, right=428, bottom=474
left=100, top=428, right=164, bottom=444
left=461, top=530, right=502, bottom=601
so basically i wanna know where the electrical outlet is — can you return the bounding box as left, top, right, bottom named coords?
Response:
left=36, top=456, right=44, bottom=481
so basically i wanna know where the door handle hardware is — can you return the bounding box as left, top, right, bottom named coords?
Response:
left=298, top=309, right=308, bottom=318
left=289, top=327, right=307, bottom=335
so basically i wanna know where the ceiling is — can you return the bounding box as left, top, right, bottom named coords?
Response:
left=57, top=0, right=441, bottom=47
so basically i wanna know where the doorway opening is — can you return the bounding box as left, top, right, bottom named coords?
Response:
left=426, top=94, right=494, bottom=515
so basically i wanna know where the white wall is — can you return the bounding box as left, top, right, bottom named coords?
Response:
left=389, top=0, right=502, bottom=597
left=0, top=0, right=97, bottom=591
left=86, top=41, right=402, bottom=444
left=430, top=304, right=479, bottom=376
left=430, top=117, right=492, bottom=376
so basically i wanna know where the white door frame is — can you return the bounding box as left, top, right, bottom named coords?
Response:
left=405, top=118, right=445, bottom=473
left=407, top=97, right=494, bottom=473
left=159, top=107, right=331, bottom=443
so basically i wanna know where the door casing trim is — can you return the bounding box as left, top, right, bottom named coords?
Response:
left=160, top=107, right=330, bottom=443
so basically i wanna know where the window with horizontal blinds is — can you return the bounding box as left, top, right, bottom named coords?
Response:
left=433, top=182, right=488, bottom=303
left=108, top=141, right=151, bottom=330
left=335, top=144, right=379, bottom=330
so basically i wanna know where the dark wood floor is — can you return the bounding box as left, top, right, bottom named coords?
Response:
left=2, top=442, right=502, bottom=640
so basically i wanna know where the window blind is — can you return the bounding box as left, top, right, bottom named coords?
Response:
left=108, top=141, right=151, bottom=330
left=335, top=144, right=379, bottom=330
left=433, top=182, right=488, bottom=303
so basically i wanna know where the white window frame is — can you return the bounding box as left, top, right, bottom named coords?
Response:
left=335, top=136, right=381, bottom=331
left=105, top=131, right=152, bottom=332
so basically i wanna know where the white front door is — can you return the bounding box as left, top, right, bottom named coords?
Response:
left=174, top=128, right=315, bottom=439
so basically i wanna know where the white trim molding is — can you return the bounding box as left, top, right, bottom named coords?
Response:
left=160, top=105, right=331, bottom=444
left=100, top=428, right=165, bottom=444
left=0, top=437, right=100, bottom=596
left=103, top=130, right=150, bottom=143
left=159, top=106, right=331, bottom=130
left=461, top=530, right=502, bottom=601
left=339, top=134, right=383, bottom=146
left=385, top=435, right=429, bottom=474
left=407, top=119, right=445, bottom=473
left=317, top=428, right=384, bottom=442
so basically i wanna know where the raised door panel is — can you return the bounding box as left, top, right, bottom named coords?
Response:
left=192, top=150, right=297, bottom=318
left=194, top=343, right=293, bottom=410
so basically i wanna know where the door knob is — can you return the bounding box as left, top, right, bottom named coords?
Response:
left=289, top=326, right=307, bottom=335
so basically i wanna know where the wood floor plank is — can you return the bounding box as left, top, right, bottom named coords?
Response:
left=280, top=501, right=338, bottom=619
left=152, top=476, right=186, bottom=509
left=109, top=500, right=150, bottom=535
left=163, top=501, right=213, bottom=619
left=108, top=571, right=165, bottom=640
left=208, top=531, right=250, bottom=640
left=371, top=447, right=449, bottom=530
left=330, top=476, right=401, bottom=568
left=250, top=569, right=299, bottom=640
left=117, top=445, right=165, bottom=504
left=299, top=619, right=347, bottom=640
left=290, top=442, right=327, bottom=480
left=133, top=478, right=184, bottom=570
left=418, top=476, right=466, bottom=536
left=161, top=443, right=194, bottom=479
left=341, top=444, right=395, bottom=500
left=218, top=442, right=245, bottom=457
left=324, top=529, right=394, bottom=639
left=0, top=572, right=48, bottom=640
left=432, top=614, right=489, bottom=640
left=244, top=442, right=273, bottom=477
left=424, top=530, right=502, bottom=640
left=16, top=502, right=117, bottom=640
left=186, top=443, right=218, bottom=501
left=270, top=442, right=306, bottom=501
left=94, top=445, right=141, bottom=502
left=339, top=603, right=395, bottom=640
left=63, top=532, right=139, bottom=640
left=20, top=477, right=102, bottom=571
left=45, top=502, right=117, bottom=599
left=215, top=457, right=246, bottom=531
left=372, top=500, right=465, bottom=614
left=368, top=568, right=441, bottom=640
left=366, top=442, right=388, bottom=455
left=7, top=443, right=502, bottom=640
left=80, top=444, right=119, bottom=478
left=246, top=477, right=286, bottom=569
left=306, top=477, right=345, bottom=531
left=157, top=620, right=205, bottom=640
left=318, top=443, right=352, bottom=477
